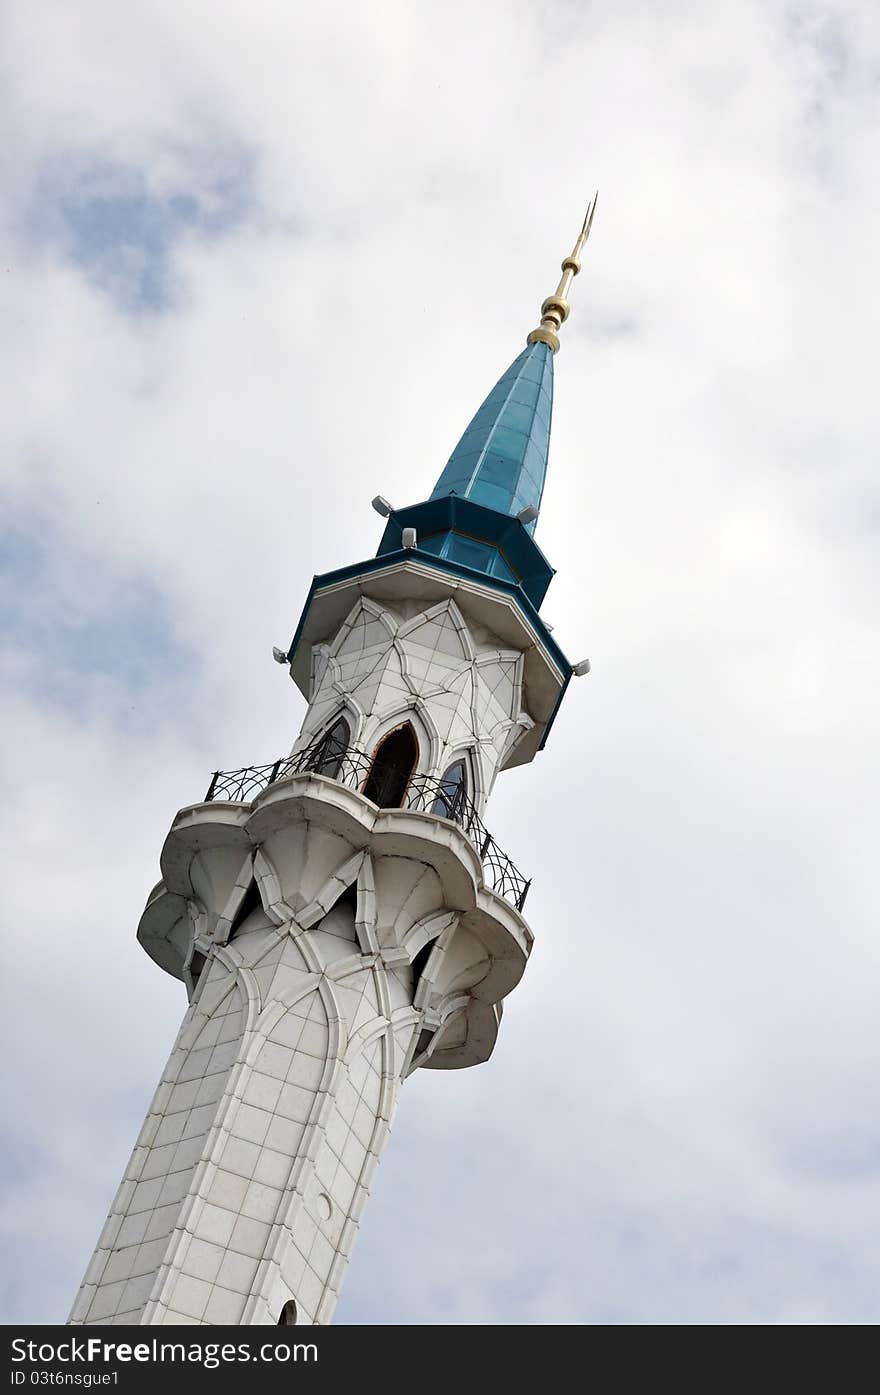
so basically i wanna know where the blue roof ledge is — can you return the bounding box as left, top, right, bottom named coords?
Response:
left=376, top=494, right=556, bottom=610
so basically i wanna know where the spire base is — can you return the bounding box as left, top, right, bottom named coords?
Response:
left=527, top=326, right=561, bottom=352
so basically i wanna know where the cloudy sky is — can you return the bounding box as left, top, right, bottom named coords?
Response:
left=2, top=0, right=879, bottom=1325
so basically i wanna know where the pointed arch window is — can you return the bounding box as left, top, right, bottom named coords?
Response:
left=431, top=757, right=469, bottom=821
left=363, top=723, right=418, bottom=809
left=308, top=714, right=350, bottom=779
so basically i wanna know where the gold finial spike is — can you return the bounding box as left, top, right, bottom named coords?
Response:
left=527, top=192, right=598, bottom=353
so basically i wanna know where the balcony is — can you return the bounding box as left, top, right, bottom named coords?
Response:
left=204, top=733, right=531, bottom=912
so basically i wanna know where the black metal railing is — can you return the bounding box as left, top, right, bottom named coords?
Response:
left=204, top=733, right=531, bottom=911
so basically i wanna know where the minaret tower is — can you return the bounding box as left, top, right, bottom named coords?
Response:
left=70, top=201, right=597, bottom=1327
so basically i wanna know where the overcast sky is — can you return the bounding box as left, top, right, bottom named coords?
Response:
left=2, top=0, right=879, bottom=1325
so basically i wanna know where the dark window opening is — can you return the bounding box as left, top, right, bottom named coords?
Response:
left=362, top=724, right=418, bottom=808
left=307, top=715, right=351, bottom=779
left=431, top=758, right=468, bottom=820
left=410, top=940, right=434, bottom=1001
left=338, top=882, right=358, bottom=915
left=189, top=949, right=207, bottom=987
left=228, top=878, right=262, bottom=939
left=277, top=1299, right=298, bottom=1326
left=414, top=1028, right=435, bottom=1058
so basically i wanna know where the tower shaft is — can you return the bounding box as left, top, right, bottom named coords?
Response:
left=72, top=879, right=400, bottom=1326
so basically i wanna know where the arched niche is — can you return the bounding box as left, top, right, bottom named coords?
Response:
left=362, top=722, right=418, bottom=808
left=277, top=1298, right=298, bottom=1325
left=307, top=713, right=351, bottom=779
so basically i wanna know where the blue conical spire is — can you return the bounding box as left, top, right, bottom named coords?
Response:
left=427, top=195, right=597, bottom=535
left=429, top=341, right=554, bottom=534
left=374, top=202, right=597, bottom=606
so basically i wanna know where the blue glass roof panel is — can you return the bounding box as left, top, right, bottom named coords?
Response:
left=470, top=480, right=515, bottom=512
left=430, top=341, right=554, bottom=527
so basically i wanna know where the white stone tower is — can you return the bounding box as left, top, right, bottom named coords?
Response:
left=70, top=201, right=597, bottom=1327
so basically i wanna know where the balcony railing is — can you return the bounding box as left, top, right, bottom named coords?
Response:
left=204, top=733, right=531, bottom=912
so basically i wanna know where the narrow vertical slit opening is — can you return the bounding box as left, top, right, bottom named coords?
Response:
left=228, top=878, right=262, bottom=939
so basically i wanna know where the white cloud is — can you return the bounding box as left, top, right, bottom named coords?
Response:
left=1, top=0, right=879, bottom=1324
